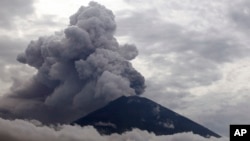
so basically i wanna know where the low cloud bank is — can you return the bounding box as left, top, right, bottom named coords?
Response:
left=0, top=118, right=228, bottom=141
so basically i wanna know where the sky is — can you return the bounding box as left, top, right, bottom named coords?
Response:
left=0, top=0, right=250, bottom=139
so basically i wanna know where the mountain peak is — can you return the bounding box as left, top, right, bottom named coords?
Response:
left=72, top=96, right=220, bottom=138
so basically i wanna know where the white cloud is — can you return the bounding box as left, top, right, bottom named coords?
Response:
left=0, top=117, right=228, bottom=141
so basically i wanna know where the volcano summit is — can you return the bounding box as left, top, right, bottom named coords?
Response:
left=73, top=96, right=221, bottom=138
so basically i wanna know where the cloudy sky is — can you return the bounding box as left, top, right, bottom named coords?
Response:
left=0, top=0, right=250, bottom=139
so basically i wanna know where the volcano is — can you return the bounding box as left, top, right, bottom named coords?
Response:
left=72, top=96, right=220, bottom=138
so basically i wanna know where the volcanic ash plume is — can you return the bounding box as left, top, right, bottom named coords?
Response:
left=0, top=2, right=145, bottom=123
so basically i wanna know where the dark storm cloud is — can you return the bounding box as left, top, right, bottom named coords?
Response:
left=229, top=0, right=250, bottom=31
left=116, top=6, right=250, bottom=91
left=0, top=36, right=32, bottom=90
left=0, top=0, right=35, bottom=28
left=117, top=9, right=249, bottom=63
left=117, top=2, right=250, bottom=136
left=0, top=36, right=28, bottom=64
left=0, top=2, right=145, bottom=124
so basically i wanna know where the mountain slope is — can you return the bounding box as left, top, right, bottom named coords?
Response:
left=72, top=96, right=220, bottom=138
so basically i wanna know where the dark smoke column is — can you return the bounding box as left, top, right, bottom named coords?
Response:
left=15, top=2, right=145, bottom=123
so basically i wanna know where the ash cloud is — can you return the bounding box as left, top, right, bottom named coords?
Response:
left=0, top=2, right=145, bottom=123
